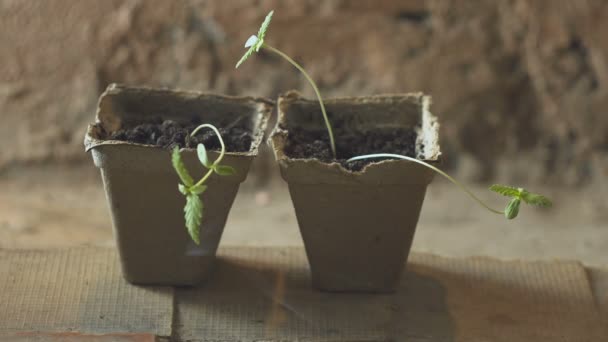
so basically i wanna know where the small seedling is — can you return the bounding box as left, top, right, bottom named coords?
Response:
left=172, top=124, right=236, bottom=244
left=236, top=10, right=337, bottom=159
left=347, top=153, right=552, bottom=219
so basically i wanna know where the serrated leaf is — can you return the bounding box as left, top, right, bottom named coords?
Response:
left=504, top=197, right=521, bottom=220
left=214, top=164, right=236, bottom=176
left=521, top=192, right=553, bottom=207
left=236, top=46, right=256, bottom=68
left=190, top=184, right=208, bottom=195
left=256, top=10, right=274, bottom=49
left=197, top=144, right=211, bottom=168
left=172, top=147, right=194, bottom=187
left=489, top=184, right=521, bottom=198
left=185, top=193, right=203, bottom=244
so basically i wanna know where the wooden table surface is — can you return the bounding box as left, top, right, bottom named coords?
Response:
left=1, top=247, right=606, bottom=342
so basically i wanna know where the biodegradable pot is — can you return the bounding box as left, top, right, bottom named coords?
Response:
left=270, top=91, right=441, bottom=292
left=85, top=84, right=272, bottom=286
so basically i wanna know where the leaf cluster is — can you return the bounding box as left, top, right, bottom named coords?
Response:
left=489, top=184, right=552, bottom=219
left=172, top=142, right=235, bottom=244
left=235, top=10, right=274, bottom=68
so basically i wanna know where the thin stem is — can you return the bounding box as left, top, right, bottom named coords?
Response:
left=347, top=153, right=504, bottom=215
left=263, top=44, right=337, bottom=159
left=191, top=124, right=226, bottom=187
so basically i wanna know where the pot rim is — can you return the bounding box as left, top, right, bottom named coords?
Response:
left=84, top=84, right=274, bottom=157
left=268, top=90, right=441, bottom=176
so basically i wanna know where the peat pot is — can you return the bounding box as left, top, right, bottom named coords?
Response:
left=85, top=84, right=272, bottom=286
left=269, top=91, right=441, bottom=292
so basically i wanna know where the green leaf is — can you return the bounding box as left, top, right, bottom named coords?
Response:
left=197, top=144, right=211, bottom=168
left=504, top=197, right=521, bottom=220
left=214, top=164, right=236, bottom=176
left=189, top=184, right=208, bottom=195
left=256, top=10, right=274, bottom=49
left=521, top=192, right=553, bottom=208
left=172, top=147, right=194, bottom=187
left=184, top=193, right=203, bottom=244
left=235, top=10, right=274, bottom=68
left=489, top=184, right=521, bottom=198
left=236, top=45, right=256, bottom=69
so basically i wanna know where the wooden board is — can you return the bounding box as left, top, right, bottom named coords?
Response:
left=0, top=247, right=606, bottom=341
left=0, top=248, right=173, bottom=336
left=174, top=248, right=607, bottom=341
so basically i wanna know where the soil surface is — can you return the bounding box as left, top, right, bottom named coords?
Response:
left=284, top=126, right=417, bottom=171
left=103, top=119, right=253, bottom=152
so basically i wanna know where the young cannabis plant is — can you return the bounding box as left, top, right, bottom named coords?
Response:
left=235, top=10, right=337, bottom=159
left=347, top=153, right=552, bottom=219
left=172, top=124, right=236, bottom=244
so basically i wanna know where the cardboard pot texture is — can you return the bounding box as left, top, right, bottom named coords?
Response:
left=269, top=91, right=441, bottom=292
left=85, top=84, right=272, bottom=286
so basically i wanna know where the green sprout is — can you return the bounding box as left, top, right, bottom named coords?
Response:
left=235, top=10, right=337, bottom=159
left=347, top=153, right=552, bottom=219
left=171, top=124, right=236, bottom=244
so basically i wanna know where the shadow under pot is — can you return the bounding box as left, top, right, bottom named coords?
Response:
left=84, top=84, right=272, bottom=286
left=269, top=91, right=441, bottom=293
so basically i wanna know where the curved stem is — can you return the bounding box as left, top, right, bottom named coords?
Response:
left=191, top=124, right=226, bottom=187
left=347, top=153, right=504, bottom=215
left=262, top=44, right=337, bottom=159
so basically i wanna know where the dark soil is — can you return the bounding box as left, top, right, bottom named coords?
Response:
left=102, top=118, right=253, bottom=152
left=284, top=126, right=417, bottom=171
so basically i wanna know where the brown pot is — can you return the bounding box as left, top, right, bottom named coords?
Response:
left=85, top=84, right=272, bottom=286
left=269, top=91, right=441, bottom=292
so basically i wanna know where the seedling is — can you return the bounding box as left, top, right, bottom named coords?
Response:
left=347, top=153, right=552, bottom=219
left=236, top=10, right=337, bottom=159
left=237, top=11, right=552, bottom=220
left=172, top=124, right=236, bottom=244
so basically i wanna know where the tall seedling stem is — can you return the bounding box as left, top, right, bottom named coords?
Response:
left=235, top=11, right=337, bottom=159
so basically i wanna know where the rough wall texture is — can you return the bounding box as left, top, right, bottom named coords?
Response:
left=1, top=0, right=607, bottom=185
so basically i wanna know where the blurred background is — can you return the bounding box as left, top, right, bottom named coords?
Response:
left=0, top=0, right=606, bottom=266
